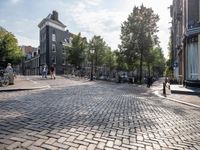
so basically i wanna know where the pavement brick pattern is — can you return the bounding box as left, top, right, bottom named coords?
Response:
left=0, top=80, right=200, bottom=150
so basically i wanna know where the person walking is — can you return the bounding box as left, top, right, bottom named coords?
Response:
left=5, top=63, right=14, bottom=84
left=147, top=76, right=151, bottom=88
left=50, top=64, right=56, bottom=79
left=42, top=64, right=48, bottom=79
left=5, top=63, right=13, bottom=73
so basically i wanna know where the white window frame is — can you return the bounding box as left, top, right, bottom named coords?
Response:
left=52, top=33, right=56, bottom=42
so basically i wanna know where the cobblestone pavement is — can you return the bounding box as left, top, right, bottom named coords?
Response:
left=1, top=79, right=200, bottom=150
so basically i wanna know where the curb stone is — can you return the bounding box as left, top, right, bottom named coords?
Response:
left=0, top=85, right=50, bottom=92
left=153, top=90, right=200, bottom=109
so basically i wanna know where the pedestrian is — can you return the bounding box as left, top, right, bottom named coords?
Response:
left=5, top=63, right=14, bottom=84
left=42, top=64, right=48, bottom=79
left=50, top=64, right=56, bottom=79
left=147, top=76, right=151, bottom=88
left=5, top=63, right=13, bottom=74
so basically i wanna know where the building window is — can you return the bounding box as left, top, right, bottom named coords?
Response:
left=52, top=34, right=56, bottom=42
left=62, top=47, right=66, bottom=54
left=43, top=33, right=46, bottom=41
left=52, top=55, right=56, bottom=64
left=52, top=44, right=56, bottom=52
left=41, top=33, right=46, bottom=41
left=62, top=58, right=66, bottom=65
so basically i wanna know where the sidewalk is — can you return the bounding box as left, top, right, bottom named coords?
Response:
left=151, top=78, right=200, bottom=108
left=0, top=75, right=50, bottom=92
left=0, top=75, right=90, bottom=92
left=171, top=84, right=200, bottom=94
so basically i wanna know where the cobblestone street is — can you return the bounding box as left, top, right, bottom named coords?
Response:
left=1, top=79, right=200, bottom=150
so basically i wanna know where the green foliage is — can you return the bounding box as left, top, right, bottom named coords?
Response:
left=65, top=33, right=117, bottom=73
left=86, top=35, right=118, bottom=73
left=151, top=47, right=166, bottom=76
left=114, top=50, right=128, bottom=71
left=165, top=66, right=173, bottom=77
left=65, top=33, right=87, bottom=69
left=88, top=35, right=106, bottom=68
left=103, top=46, right=116, bottom=70
left=0, top=27, right=23, bottom=67
left=164, top=34, right=173, bottom=77
left=119, top=5, right=161, bottom=81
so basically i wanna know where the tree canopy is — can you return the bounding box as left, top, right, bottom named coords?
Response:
left=0, top=26, right=23, bottom=67
left=88, top=35, right=106, bottom=69
left=88, top=35, right=117, bottom=74
left=119, top=5, right=165, bottom=82
left=165, top=33, right=173, bottom=77
left=65, top=33, right=87, bottom=69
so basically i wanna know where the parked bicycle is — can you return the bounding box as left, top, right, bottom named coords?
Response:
left=0, top=70, right=9, bottom=87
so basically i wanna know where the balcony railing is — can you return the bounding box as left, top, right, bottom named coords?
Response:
left=186, top=21, right=200, bottom=36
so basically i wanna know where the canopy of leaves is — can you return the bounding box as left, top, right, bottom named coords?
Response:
left=88, top=35, right=107, bottom=67
left=119, top=5, right=164, bottom=78
left=0, top=26, right=23, bottom=67
left=151, top=47, right=166, bottom=76
left=165, top=34, right=173, bottom=77
left=65, top=33, right=87, bottom=69
left=120, top=5, right=159, bottom=55
left=114, top=50, right=128, bottom=71
left=103, top=46, right=117, bottom=70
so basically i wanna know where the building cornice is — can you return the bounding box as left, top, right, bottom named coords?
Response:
left=38, top=19, right=66, bottom=31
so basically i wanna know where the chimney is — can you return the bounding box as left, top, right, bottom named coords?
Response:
left=52, top=10, right=58, bottom=21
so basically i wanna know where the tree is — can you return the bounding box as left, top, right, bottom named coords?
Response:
left=0, top=26, right=23, bottom=67
left=88, top=35, right=107, bottom=73
left=151, top=46, right=165, bottom=77
left=65, top=33, right=87, bottom=69
left=165, top=35, right=173, bottom=77
left=114, top=50, right=128, bottom=71
left=103, top=46, right=116, bottom=72
left=119, top=5, right=159, bottom=83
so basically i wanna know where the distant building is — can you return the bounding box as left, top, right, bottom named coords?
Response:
left=38, top=10, right=71, bottom=74
left=171, top=0, right=200, bottom=86
left=21, top=46, right=40, bottom=75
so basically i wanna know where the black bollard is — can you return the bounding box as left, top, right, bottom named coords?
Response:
left=163, top=82, right=166, bottom=96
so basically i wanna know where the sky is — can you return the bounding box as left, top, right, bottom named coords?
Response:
left=0, top=0, right=172, bottom=58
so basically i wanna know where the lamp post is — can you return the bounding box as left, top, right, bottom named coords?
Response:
left=90, top=49, right=95, bottom=81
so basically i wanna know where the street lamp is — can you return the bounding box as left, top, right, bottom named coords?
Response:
left=90, top=48, right=95, bottom=81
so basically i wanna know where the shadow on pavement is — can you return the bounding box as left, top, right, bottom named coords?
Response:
left=1, top=81, right=200, bottom=149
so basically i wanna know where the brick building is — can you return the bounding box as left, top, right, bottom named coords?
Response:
left=38, top=11, right=71, bottom=74
left=21, top=46, right=40, bottom=75
left=171, top=0, right=200, bottom=86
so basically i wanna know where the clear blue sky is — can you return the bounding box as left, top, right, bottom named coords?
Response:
left=0, top=0, right=172, bottom=58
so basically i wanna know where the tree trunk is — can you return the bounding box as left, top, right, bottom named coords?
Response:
left=95, top=52, right=97, bottom=75
left=139, top=48, right=143, bottom=84
left=148, top=63, right=150, bottom=77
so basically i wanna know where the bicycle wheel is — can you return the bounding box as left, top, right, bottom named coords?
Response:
left=1, top=77, right=9, bottom=87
